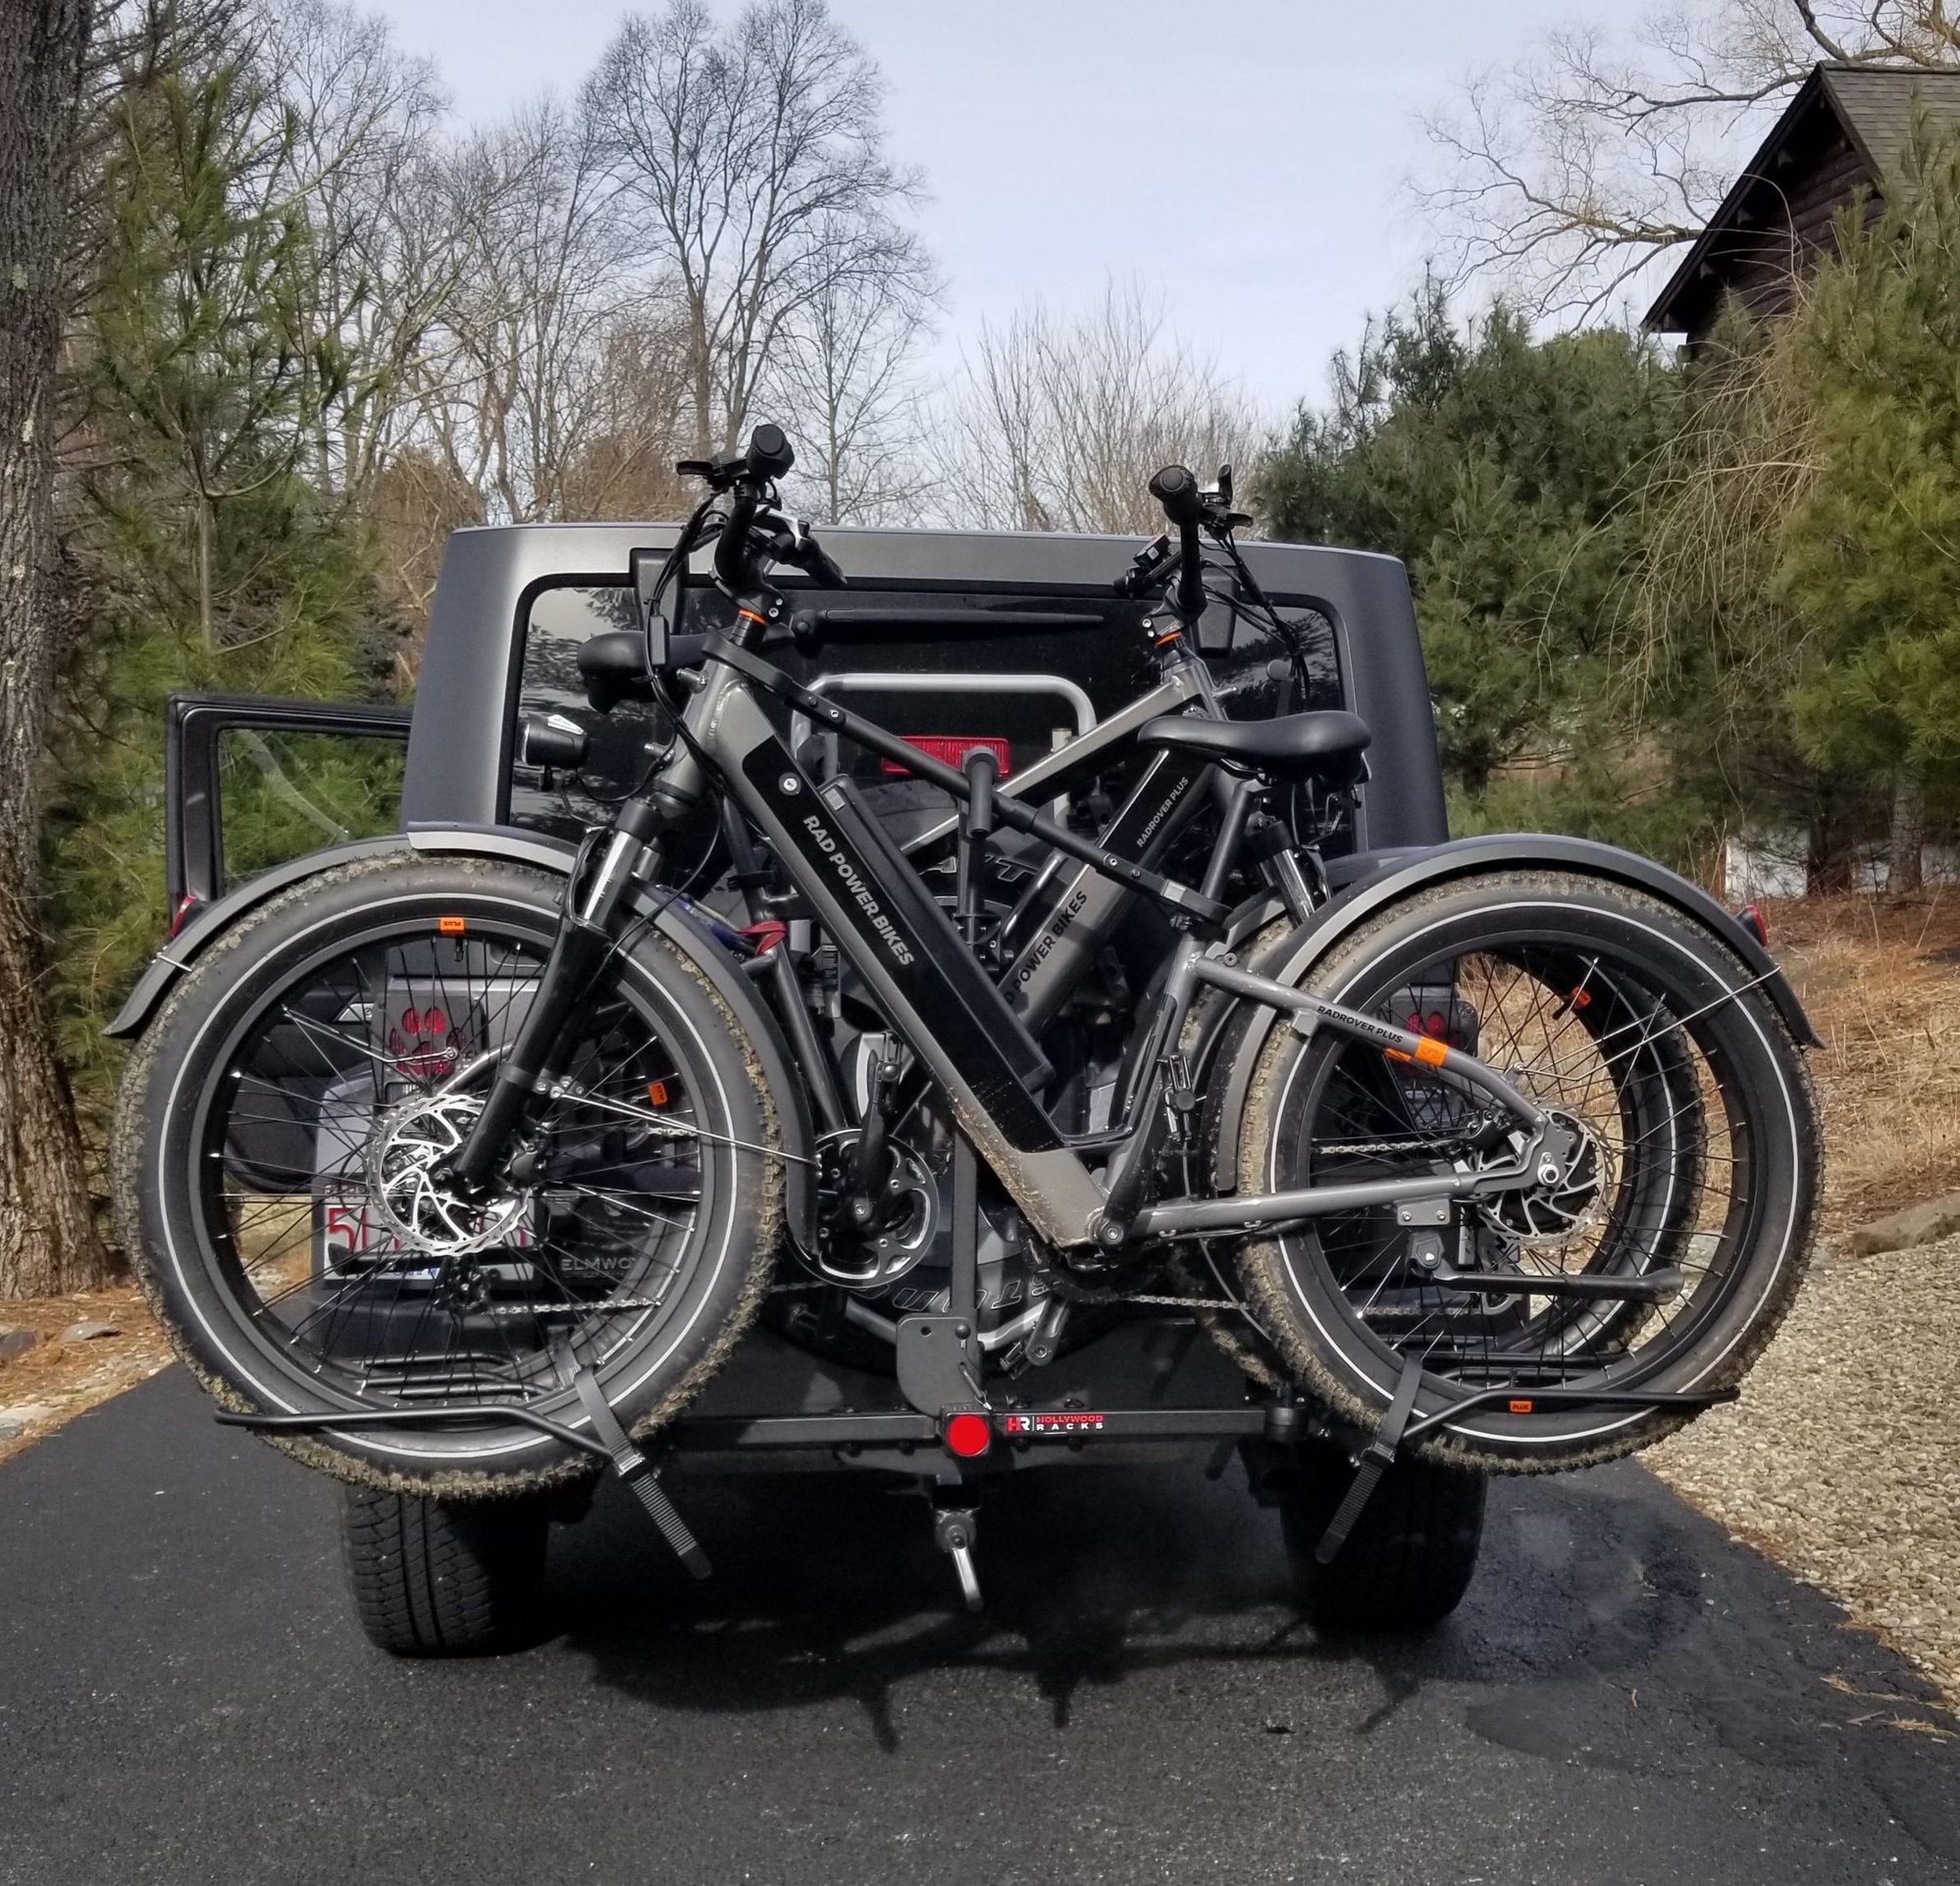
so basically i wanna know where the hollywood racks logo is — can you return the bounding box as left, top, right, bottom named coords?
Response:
left=801, top=813, right=915, bottom=965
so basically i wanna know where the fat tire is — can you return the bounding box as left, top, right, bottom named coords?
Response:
left=1278, top=1443, right=1485, bottom=1632
left=113, top=852, right=784, bottom=1497
left=1234, top=869, right=1822, bottom=1472
left=342, top=1486, right=550, bottom=1657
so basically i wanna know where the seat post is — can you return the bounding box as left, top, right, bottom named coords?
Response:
left=1200, top=775, right=1262, bottom=905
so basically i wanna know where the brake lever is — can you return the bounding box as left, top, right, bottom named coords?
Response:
left=760, top=514, right=849, bottom=587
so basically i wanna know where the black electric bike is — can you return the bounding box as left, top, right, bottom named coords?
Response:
left=118, top=426, right=1821, bottom=1525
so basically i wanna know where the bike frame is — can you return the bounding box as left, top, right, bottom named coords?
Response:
left=460, top=619, right=1556, bottom=1255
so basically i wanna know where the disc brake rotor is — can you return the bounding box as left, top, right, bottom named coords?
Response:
left=366, top=1092, right=532, bottom=1257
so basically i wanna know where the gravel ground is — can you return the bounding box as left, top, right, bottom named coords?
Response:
left=1650, top=1230, right=1960, bottom=1707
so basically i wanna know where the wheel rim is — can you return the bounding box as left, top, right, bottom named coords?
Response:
left=189, top=910, right=712, bottom=1420
left=1267, top=921, right=1766, bottom=1407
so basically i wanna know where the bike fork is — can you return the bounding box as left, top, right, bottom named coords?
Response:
left=447, top=809, right=663, bottom=1196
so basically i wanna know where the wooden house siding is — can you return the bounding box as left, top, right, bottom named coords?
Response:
left=1645, top=65, right=1960, bottom=347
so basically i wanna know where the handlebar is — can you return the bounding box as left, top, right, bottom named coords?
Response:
left=1148, top=464, right=1208, bottom=527
left=1149, top=464, right=1210, bottom=624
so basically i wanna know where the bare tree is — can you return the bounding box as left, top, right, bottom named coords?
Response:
left=0, top=0, right=114, bottom=1294
left=768, top=210, right=940, bottom=522
left=1420, top=0, right=1960, bottom=317
left=414, top=98, right=641, bottom=522
left=557, top=312, right=696, bottom=520
left=931, top=280, right=1260, bottom=535
left=261, top=0, right=455, bottom=499
left=588, top=0, right=932, bottom=457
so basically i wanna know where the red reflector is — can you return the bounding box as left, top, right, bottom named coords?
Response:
left=881, top=736, right=1010, bottom=777
left=166, top=892, right=200, bottom=940
left=1738, top=902, right=1769, bottom=947
left=944, top=1411, right=992, bottom=1458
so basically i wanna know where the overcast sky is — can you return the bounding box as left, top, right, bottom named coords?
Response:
left=369, top=0, right=1589, bottom=418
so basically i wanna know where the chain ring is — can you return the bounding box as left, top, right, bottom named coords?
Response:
left=809, top=1129, right=938, bottom=1289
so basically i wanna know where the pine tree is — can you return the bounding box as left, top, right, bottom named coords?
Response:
left=49, top=11, right=394, bottom=1108
left=1778, top=130, right=1960, bottom=894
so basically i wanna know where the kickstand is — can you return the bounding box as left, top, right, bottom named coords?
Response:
left=552, top=1340, right=710, bottom=1581
left=1314, top=1354, right=1424, bottom=1567
left=933, top=1497, right=984, bottom=1613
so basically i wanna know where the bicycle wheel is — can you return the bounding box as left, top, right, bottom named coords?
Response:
left=1233, top=869, right=1820, bottom=1471
left=115, top=853, right=783, bottom=1494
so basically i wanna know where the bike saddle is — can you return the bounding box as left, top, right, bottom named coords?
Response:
left=1135, top=709, right=1372, bottom=785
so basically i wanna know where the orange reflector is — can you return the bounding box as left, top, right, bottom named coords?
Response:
left=645, top=1080, right=669, bottom=1106
left=438, top=916, right=466, bottom=936
left=1414, top=1036, right=1448, bottom=1068
left=944, top=1411, right=992, bottom=1458
left=1569, top=986, right=1592, bottom=1009
left=1509, top=1398, right=1534, bottom=1414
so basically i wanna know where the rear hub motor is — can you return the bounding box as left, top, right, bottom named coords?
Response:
left=1480, top=1106, right=1610, bottom=1245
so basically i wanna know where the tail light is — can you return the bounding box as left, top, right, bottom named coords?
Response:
left=943, top=1411, right=992, bottom=1458
left=882, top=736, right=1010, bottom=778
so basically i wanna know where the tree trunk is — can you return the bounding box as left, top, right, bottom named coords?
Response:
left=1888, top=772, right=1927, bottom=896
left=0, top=0, right=114, bottom=1297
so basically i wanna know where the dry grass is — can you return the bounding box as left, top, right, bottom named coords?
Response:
left=0, top=1283, right=173, bottom=1465
left=1763, top=891, right=1960, bottom=1233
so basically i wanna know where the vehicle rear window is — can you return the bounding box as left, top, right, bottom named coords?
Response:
left=508, top=578, right=1346, bottom=847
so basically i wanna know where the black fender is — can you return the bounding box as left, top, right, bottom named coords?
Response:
left=104, top=823, right=818, bottom=1252
left=1205, top=833, right=1820, bottom=1192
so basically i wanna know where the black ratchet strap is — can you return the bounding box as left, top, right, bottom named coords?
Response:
left=1315, top=1353, right=1424, bottom=1566
left=553, top=1340, right=710, bottom=1580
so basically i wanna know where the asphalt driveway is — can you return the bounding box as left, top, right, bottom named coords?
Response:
left=0, top=1367, right=1954, bottom=1886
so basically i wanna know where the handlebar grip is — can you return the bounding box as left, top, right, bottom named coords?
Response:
left=1149, top=464, right=1206, bottom=526
left=748, top=423, right=795, bottom=482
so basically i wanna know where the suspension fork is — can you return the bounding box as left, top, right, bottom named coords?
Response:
left=446, top=800, right=666, bottom=1197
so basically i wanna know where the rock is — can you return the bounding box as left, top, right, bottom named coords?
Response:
left=0, top=1328, right=39, bottom=1364
left=61, top=1321, right=121, bottom=1343
left=0, top=1404, right=57, bottom=1439
left=1847, top=1193, right=1960, bottom=1257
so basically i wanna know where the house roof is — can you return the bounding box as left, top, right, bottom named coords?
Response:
left=1643, top=63, right=1960, bottom=333
left=1823, top=63, right=1960, bottom=181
